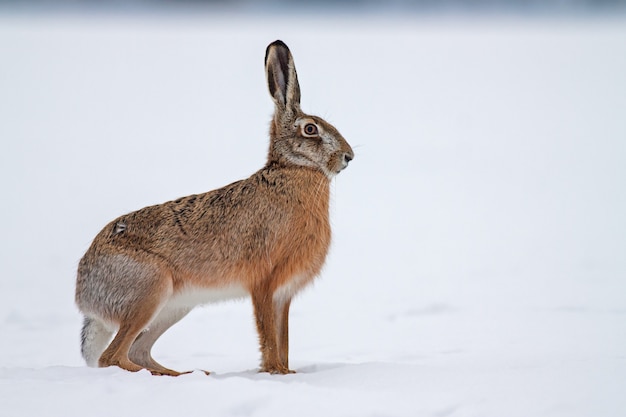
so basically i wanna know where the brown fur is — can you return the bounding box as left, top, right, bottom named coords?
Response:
left=75, top=40, right=353, bottom=376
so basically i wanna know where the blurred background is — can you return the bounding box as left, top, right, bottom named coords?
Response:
left=1, top=0, right=626, bottom=15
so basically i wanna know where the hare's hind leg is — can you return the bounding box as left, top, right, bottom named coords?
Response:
left=97, top=270, right=174, bottom=374
left=98, top=299, right=164, bottom=373
left=129, top=306, right=192, bottom=376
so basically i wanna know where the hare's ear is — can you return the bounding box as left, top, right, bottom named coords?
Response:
left=265, top=40, right=301, bottom=114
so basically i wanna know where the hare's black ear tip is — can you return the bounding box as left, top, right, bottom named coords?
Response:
left=265, top=40, right=290, bottom=64
left=268, top=40, right=289, bottom=49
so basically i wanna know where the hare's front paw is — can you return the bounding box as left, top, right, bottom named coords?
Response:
left=260, top=365, right=296, bottom=375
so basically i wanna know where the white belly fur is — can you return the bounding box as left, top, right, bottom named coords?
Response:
left=163, top=275, right=311, bottom=314
left=167, top=284, right=249, bottom=310
left=273, top=274, right=310, bottom=303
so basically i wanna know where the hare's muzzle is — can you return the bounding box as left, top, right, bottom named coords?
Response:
left=339, top=148, right=354, bottom=172
left=342, top=152, right=353, bottom=169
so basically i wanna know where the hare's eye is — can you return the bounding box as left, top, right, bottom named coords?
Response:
left=303, top=123, right=318, bottom=137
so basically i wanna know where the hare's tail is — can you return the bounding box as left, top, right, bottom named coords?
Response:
left=80, top=316, right=114, bottom=367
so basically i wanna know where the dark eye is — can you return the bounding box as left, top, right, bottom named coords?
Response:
left=303, top=123, right=318, bottom=137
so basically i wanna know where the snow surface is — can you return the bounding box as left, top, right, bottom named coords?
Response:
left=1, top=12, right=625, bottom=417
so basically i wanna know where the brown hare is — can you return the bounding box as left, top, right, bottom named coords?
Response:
left=75, top=40, right=354, bottom=376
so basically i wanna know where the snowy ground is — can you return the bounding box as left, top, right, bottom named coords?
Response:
left=1, top=11, right=625, bottom=417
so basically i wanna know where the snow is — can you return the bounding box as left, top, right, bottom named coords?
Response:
left=1, top=12, right=626, bottom=417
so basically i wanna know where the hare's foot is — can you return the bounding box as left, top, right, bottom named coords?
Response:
left=260, top=365, right=296, bottom=375
left=99, top=355, right=143, bottom=373
left=129, top=354, right=190, bottom=377
left=99, top=342, right=143, bottom=372
left=148, top=367, right=190, bottom=377
left=148, top=367, right=210, bottom=376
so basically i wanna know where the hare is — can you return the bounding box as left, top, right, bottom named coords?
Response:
left=75, top=40, right=353, bottom=376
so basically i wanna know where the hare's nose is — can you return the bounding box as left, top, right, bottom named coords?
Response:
left=339, top=152, right=353, bottom=171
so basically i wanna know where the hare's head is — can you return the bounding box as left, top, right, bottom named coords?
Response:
left=265, top=40, right=354, bottom=178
